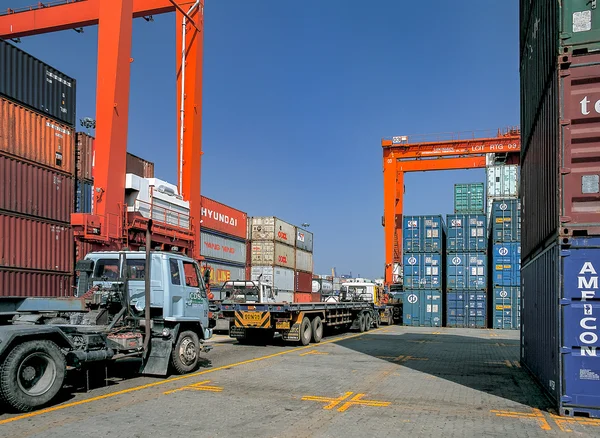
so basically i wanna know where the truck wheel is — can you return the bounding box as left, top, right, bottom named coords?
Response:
left=0, top=340, right=66, bottom=412
left=358, top=314, right=366, bottom=332
left=171, top=330, right=200, bottom=374
left=373, top=314, right=380, bottom=328
left=311, top=316, right=323, bottom=343
left=300, top=317, right=312, bottom=346
left=364, top=314, right=372, bottom=331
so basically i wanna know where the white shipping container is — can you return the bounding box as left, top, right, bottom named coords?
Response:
left=295, top=248, right=313, bottom=273
left=250, top=266, right=294, bottom=300
left=250, top=216, right=296, bottom=246
left=251, top=241, right=295, bottom=269
left=199, top=231, right=247, bottom=264
left=486, top=165, right=519, bottom=198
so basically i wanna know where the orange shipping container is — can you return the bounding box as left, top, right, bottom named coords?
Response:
left=0, top=97, right=75, bottom=175
left=293, top=292, right=312, bottom=303
left=0, top=212, right=74, bottom=272
left=201, top=196, right=248, bottom=240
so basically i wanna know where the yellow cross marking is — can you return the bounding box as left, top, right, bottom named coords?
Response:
left=299, top=350, right=329, bottom=356
left=376, top=355, right=428, bottom=363
left=431, top=331, right=442, bottom=335
left=164, top=380, right=223, bottom=395
left=550, top=413, right=600, bottom=432
left=491, top=408, right=551, bottom=431
left=489, top=333, right=499, bottom=337
left=495, top=342, right=510, bottom=347
left=302, top=391, right=390, bottom=412
left=503, top=360, right=521, bottom=368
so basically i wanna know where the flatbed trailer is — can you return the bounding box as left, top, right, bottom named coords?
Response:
left=220, top=301, right=381, bottom=345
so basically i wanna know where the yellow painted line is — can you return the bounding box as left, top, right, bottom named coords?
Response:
left=302, top=391, right=390, bottom=412
left=302, top=392, right=354, bottom=410
left=299, top=350, right=329, bottom=356
left=0, top=328, right=383, bottom=425
left=491, top=408, right=551, bottom=431
left=164, top=380, right=223, bottom=395
left=504, top=360, right=513, bottom=368
left=338, top=393, right=391, bottom=412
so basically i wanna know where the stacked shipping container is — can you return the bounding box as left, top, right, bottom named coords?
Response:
left=520, top=0, right=600, bottom=417
left=0, top=40, right=77, bottom=297
left=402, top=216, right=446, bottom=327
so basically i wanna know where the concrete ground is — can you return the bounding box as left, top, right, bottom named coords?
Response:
left=1, top=326, right=600, bottom=437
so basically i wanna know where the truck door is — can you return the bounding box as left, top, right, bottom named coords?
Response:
left=182, top=259, right=209, bottom=325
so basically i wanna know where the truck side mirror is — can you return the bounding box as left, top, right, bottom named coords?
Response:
left=203, top=269, right=211, bottom=286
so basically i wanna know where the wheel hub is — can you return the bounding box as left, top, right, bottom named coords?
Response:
left=179, top=338, right=197, bottom=364
left=17, top=352, right=57, bottom=397
left=22, top=366, right=36, bottom=381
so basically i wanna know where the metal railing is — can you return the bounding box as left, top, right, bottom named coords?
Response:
left=384, top=126, right=521, bottom=145
left=129, top=198, right=191, bottom=230
left=1, top=0, right=85, bottom=16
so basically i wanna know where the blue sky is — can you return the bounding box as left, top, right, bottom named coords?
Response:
left=6, top=0, right=519, bottom=278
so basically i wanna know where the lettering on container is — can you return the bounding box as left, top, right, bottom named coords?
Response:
left=580, top=95, right=600, bottom=116
left=278, top=231, right=288, bottom=240
left=201, top=208, right=238, bottom=227
left=45, top=70, right=72, bottom=87
left=203, top=241, right=236, bottom=254
left=578, top=262, right=598, bottom=356
left=278, top=255, right=288, bottom=264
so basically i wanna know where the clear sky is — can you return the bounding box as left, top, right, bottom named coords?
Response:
left=5, top=0, right=519, bottom=279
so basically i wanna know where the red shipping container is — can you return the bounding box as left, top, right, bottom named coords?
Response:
left=201, top=196, right=247, bottom=240
left=0, top=213, right=73, bottom=272
left=0, top=97, right=75, bottom=174
left=126, top=152, right=155, bottom=178
left=0, top=268, right=74, bottom=297
left=293, top=292, right=312, bottom=303
left=295, top=271, right=312, bottom=293
left=311, top=292, right=322, bottom=303
left=0, top=154, right=74, bottom=223
left=76, top=132, right=94, bottom=180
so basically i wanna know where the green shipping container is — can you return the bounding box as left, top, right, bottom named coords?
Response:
left=453, top=183, right=484, bottom=214
left=520, top=0, right=600, bottom=151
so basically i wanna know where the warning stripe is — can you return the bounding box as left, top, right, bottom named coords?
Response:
left=234, top=311, right=271, bottom=328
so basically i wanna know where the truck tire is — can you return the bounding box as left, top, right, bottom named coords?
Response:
left=0, top=340, right=66, bottom=412
left=171, top=330, right=200, bottom=374
left=358, top=314, right=366, bottom=332
left=300, top=317, right=312, bottom=346
left=373, top=314, right=380, bottom=328
left=311, top=316, right=323, bottom=343
left=364, top=314, right=372, bottom=331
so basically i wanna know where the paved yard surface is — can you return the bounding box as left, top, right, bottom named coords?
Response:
left=1, top=326, right=599, bottom=437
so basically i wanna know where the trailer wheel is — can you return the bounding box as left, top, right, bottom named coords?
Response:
left=0, top=340, right=66, bottom=412
left=358, top=314, right=366, bottom=332
left=171, top=330, right=200, bottom=374
left=300, top=317, right=312, bottom=346
left=364, top=314, right=372, bottom=331
left=373, top=314, right=380, bottom=328
left=311, top=316, right=323, bottom=343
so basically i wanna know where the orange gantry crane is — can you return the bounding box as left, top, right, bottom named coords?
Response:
left=381, top=127, right=521, bottom=286
left=0, top=0, right=204, bottom=258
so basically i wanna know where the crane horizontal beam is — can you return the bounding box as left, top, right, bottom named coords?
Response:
left=382, top=135, right=520, bottom=159
left=0, top=0, right=196, bottom=38
left=397, top=156, right=487, bottom=172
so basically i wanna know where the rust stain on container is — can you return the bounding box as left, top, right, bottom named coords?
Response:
left=0, top=97, right=75, bottom=174
left=76, top=132, right=94, bottom=181
left=0, top=268, right=73, bottom=297
left=295, top=271, right=312, bottom=293
left=0, top=212, right=73, bottom=272
left=0, top=154, right=74, bottom=223
left=126, top=152, right=155, bottom=178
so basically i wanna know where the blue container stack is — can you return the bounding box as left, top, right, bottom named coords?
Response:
left=445, top=213, right=488, bottom=328
left=402, top=216, right=446, bottom=327
left=489, top=198, right=521, bottom=329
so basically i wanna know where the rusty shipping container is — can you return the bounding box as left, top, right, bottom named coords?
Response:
left=251, top=241, right=295, bottom=269
left=250, top=216, right=296, bottom=247
left=201, top=196, right=248, bottom=240
left=295, top=271, right=312, bottom=293
left=0, top=268, right=74, bottom=297
left=0, top=97, right=75, bottom=174
left=0, top=40, right=77, bottom=126
left=0, top=154, right=74, bottom=223
left=75, top=132, right=94, bottom=180
left=126, top=152, right=155, bottom=178
left=0, top=213, right=73, bottom=272
left=521, top=53, right=600, bottom=259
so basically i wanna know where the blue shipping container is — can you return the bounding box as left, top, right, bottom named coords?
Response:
left=446, top=291, right=487, bottom=328
left=403, top=253, right=443, bottom=290
left=492, top=286, right=520, bottom=330
left=446, top=214, right=487, bottom=252
left=491, top=199, right=521, bottom=242
left=446, top=252, right=487, bottom=290
left=522, top=237, right=600, bottom=417
left=76, top=180, right=93, bottom=213
left=492, top=242, right=520, bottom=287
left=402, top=289, right=442, bottom=327
left=403, top=215, right=446, bottom=254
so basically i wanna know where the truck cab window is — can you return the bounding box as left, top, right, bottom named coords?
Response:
left=170, top=259, right=181, bottom=285
left=94, top=260, right=119, bottom=279
left=126, top=259, right=146, bottom=279
left=183, top=261, right=199, bottom=287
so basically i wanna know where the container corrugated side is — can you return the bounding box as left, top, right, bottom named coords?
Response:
left=75, top=132, right=94, bottom=180
left=493, top=286, right=520, bottom=330
left=0, top=154, right=74, bottom=223
left=492, top=242, right=521, bottom=287
left=0, top=268, right=73, bottom=297
left=0, top=213, right=73, bottom=272
left=402, top=253, right=443, bottom=290
left=126, top=152, right=155, bottom=178
left=199, top=230, right=246, bottom=264
left=403, top=215, right=446, bottom=254
left=295, top=271, right=312, bottom=293
left=75, top=180, right=93, bottom=214
left=250, top=216, right=296, bottom=247
left=250, top=241, right=295, bottom=269
left=446, top=253, right=487, bottom=290
left=454, top=183, right=485, bottom=213
left=0, top=40, right=76, bottom=126
left=293, top=292, right=312, bottom=303
left=201, top=259, right=247, bottom=301
left=486, top=165, right=519, bottom=198
left=446, top=291, right=486, bottom=328
left=491, top=198, right=521, bottom=243
left=446, top=214, right=487, bottom=252
left=250, top=265, right=294, bottom=293
left=295, top=249, right=313, bottom=273
left=402, top=289, right=442, bottom=327
left=295, top=227, right=314, bottom=252
left=0, top=97, right=75, bottom=175
left=201, top=196, right=248, bottom=240
left=521, top=237, right=600, bottom=417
